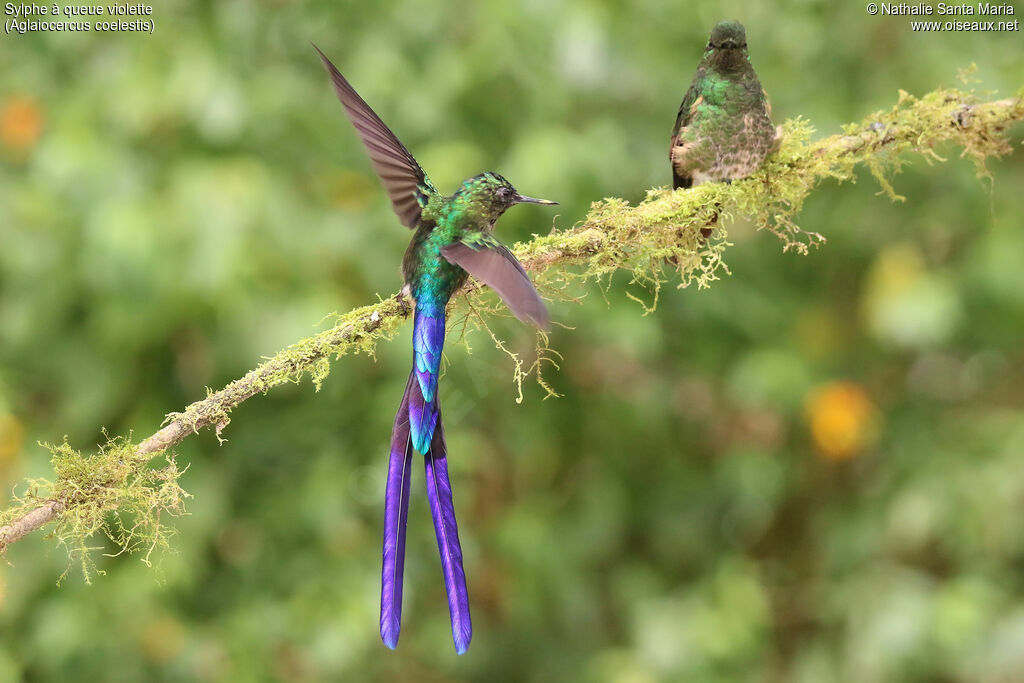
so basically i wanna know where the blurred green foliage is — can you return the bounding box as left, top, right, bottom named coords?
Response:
left=1, top=0, right=1022, bottom=680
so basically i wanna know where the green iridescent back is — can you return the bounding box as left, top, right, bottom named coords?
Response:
left=403, top=173, right=521, bottom=303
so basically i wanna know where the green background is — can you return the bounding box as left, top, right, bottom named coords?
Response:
left=1, top=1, right=1022, bottom=680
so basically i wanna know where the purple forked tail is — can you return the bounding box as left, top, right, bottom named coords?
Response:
left=380, top=370, right=472, bottom=655
left=380, top=373, right=415, bottom=649
left=424, top=411, right=472, bottom=654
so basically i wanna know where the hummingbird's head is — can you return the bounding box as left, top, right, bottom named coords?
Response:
left=704, top=21, right=750, bottom=71
left=456, top=172, right=557, bottom=223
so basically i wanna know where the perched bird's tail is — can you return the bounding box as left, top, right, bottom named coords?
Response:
left=380, top=306, right=472, bottom=654
left=671, top=173, right=714, bottom=240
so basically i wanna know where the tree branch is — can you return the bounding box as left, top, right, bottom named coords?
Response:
left=1, top=85, right=1021, bottom=560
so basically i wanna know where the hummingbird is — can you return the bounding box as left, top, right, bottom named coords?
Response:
left=670, top=20, right=782, bottom=237
left=315, top=46, right=555, bottom=655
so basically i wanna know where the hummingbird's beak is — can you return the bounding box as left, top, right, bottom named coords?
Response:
left=516, top=194, right=558, bottom=206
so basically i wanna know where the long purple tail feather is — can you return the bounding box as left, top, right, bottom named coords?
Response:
left=380, top=372, right=416, bottom=649
left=424, top=411, right=472, bottom=654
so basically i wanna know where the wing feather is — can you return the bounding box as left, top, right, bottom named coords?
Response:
left=442, top=238, right=549, bottom=331
left=315, top=46, right=431, bottom=228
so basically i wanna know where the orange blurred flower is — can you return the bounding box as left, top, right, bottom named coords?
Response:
left=0, top=95, right=44, bottom=151
left=804, top=381, right=879, bottom=460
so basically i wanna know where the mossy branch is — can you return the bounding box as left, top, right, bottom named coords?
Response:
left=1, top=85, right=1021, bottom=571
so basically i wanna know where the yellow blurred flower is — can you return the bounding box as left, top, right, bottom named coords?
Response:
left=861, top=243, right=961, bottom=348
left=0, top=413, right=24, bottom=465
left=804, top=381, right=879, bottom=460
left=0, top=95, right=44, bottom=151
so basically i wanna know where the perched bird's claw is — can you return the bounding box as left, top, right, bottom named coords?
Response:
left=397, top=285, right=414, bottom=316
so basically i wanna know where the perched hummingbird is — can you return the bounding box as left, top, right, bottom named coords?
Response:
left=315, top=47, right=555, bottom=655
left=670, top=21, right=782, bottom=236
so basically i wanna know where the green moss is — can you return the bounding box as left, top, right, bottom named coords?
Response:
left=1, top=437, right=189, bottom=583
left=161, top=296, right=413, bottom=443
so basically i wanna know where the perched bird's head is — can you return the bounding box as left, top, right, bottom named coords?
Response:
left=704, top=21, right=750, bottom=71
left=455, top=172, right=557, bottom=223
left=708, top=20, right=747, bottom=50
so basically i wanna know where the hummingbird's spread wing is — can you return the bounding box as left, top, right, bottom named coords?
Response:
left=441, top=236, right=550, bottom=331
left=315, top=46, right=432, bottom=229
